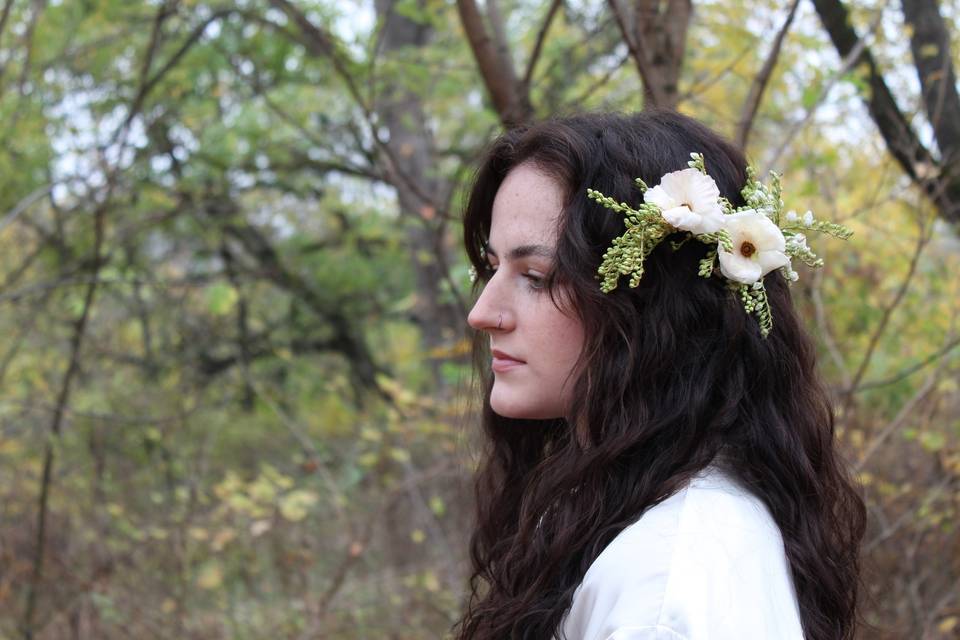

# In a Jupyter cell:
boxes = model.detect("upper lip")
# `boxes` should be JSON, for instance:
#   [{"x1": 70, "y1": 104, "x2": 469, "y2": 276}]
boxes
[{"x1": 492, "y1": 349, "x2": 525, "y2": 363}]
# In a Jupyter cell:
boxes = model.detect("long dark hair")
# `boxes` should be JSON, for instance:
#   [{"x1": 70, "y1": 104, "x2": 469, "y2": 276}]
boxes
[{"x1": 455, "y1": 111, "x2": 866, "y2": 640}]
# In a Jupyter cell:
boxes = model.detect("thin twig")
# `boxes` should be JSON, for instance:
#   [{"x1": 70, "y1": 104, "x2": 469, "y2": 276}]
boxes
[
  {"x1": 857, "y1": 335, "x2": 960, "y2": 391},
  {"x1": 0, "y1": 184, "x2": 52, "y2": 234},
  {"x1": 735, "y1": 0, "x2": 801, "y2": 149},
  {"x1": 842, "y1": 209, "x2": 934, "y2": 408},
  {"x1": 523, "y1": 0, "x2": 563, "y2": 87},
  {"x1": 854, "y1": 359, "x2": 941, "y2": 472},
  {"x1": 810, "y1": 267, "x2": 853, "y2": 390},
  {"x1": 764, "y1": 3, "x2": 887, "y2": 173},
  {"x1": 21, "y1": 198, "x2": 109, "y2": 639}
]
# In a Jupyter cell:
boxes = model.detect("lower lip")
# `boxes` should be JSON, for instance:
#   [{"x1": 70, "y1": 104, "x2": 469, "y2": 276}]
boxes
[{"x1": 492, "y1": 357, "x2": 525, "y2": 373}]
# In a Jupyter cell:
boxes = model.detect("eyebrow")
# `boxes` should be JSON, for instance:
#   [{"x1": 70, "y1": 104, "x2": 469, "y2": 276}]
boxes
[{"x1": 484, "y1": 243, "x2": 554, "y2": 261}]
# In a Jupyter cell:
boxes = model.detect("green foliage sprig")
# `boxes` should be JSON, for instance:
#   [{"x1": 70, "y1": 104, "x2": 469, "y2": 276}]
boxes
[{"x1": 589, "y1": 153, "x2": 853, "y2": 337}]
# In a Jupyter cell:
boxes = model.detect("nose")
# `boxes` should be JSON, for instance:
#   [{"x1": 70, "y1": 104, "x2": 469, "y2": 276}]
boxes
[{"x1": 467, "y1": 272, "x2": 509, "y2": 333}]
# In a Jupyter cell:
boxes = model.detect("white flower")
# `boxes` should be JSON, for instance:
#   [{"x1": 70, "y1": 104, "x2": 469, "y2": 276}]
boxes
[
  {"x1": 644, "y1": 168, "x2": 725, "y2": 235},
  {"x1": 802, "y1": 210, "x2": 814, "y2": 226},
  {"x1": 717, "y1": 210, "x2": 791, "y2": 284},
  {"x1": 785, "y1": 210, "x2": 798, "y2": 223},
  {"x1": 786, "y1": 232, "x2": 807, "y2": 250}
]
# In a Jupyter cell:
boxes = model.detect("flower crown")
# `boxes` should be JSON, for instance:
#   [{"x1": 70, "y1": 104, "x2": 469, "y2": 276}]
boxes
[{"x1": 587, "y1": 153, "x2": 852, "y2": 337}]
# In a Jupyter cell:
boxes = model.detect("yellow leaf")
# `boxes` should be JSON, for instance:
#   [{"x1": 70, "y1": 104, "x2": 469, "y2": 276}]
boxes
[
  {"x1": 188, "y1": 527, "x2": 209, "y2": 541},
  {"x1": 389, "y1": 447, "x2": 411, "y2": 464},
  {"x1": 938, "y1": 616, "x2": 958, "y2": 634},
  {"x1": 358, "y1": 452, "x2": 379, "y2": 468},
  {"x1": 360, "y1": 427, "x2": 382, "y2": 442},
  {"x1": 196, "y1": 562, "x2": 223, "y2": 590},
  {"x1": 279, "y1": 489, "x2": 319, "y2": 522},
  {"x1": 426, "y1": 338, "x2": 471, "y2": 359}
]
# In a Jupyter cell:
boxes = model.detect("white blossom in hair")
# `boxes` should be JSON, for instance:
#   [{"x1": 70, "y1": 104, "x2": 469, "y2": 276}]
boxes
[
  {"x1": 587, "y1": 153, "x2": 852, "y2": 338},
  {"x1": 643, "y1": 167, "x2": 726, "y2": 235},
  {"x1": 717, "y1": 210, "x2": 790, "y2": 284}
]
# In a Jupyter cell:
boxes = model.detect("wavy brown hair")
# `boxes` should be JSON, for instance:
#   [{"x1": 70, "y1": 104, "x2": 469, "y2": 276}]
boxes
[{"x1": 455, "y1": 111, "x2": 866, "y2": 640}]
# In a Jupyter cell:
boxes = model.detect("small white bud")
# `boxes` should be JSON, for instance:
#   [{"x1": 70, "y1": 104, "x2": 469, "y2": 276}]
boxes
[
  {"x1": 787, "y1": 233, "x2": 808, "y2": 250},
  {"x1": 803, "y1": 210, "x2": 814, "y2": 226},
  {"x1": 785, "y1": 210, "x2": 798, "y2": 222}
]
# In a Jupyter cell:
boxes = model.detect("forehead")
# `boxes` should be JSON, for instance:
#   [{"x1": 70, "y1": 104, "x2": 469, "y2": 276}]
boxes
[{"x1": 488, "y1": 163, "x2": 564, "y2": 252}]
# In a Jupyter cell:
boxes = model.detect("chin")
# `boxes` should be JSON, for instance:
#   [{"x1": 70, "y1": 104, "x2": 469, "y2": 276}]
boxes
[{"x1": 490, "y1": 393, "x2": 562, "y2": 420}]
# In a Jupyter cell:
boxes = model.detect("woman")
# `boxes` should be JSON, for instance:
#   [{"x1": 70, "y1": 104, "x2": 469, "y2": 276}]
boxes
[{"x1": 456, "y1": 111, "x2": 866, "y2": 640}]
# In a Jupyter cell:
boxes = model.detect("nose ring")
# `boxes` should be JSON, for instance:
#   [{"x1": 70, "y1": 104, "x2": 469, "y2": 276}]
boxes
[{"x1": 497, "y1": 312, "x2": 503, "y2": 330}]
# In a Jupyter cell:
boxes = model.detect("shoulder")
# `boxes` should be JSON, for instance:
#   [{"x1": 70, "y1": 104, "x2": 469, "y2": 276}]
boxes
[{"x1": 559, "y1": 467, "x2": 804, "y2": 640}]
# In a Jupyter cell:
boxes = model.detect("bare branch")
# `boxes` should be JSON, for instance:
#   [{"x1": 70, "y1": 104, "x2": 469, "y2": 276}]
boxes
[
  {"x1": 854, "y1": 361, "x2": 939, "y2": 471},
  {"x1": 735, "y1": 0, "x2": 800, "y2": 150},
  {"x1": 523, "y1": 0, "x2": 563, "y2": 87},
  {"x1": 456, "y1": 0, "x2": 532, "y2": 126},
  {"x1": 118, "y1": 8, "x2": 235, "y2": 144},
  {"x1": 812, "y1": 0, "x2": 960, "y2": 224},
  {"x1": 22, "y1": 197, "x2": 109, "y2": 638},
  {"x1": 843, "y1": 210, "x2": 934, "y2": 406},
  {"x1": 902, "y1": 0, "x2": 960, "y2": 167},
  {"x1": 0, "y1": 0, "x2": 15, "y2": 58},
  {"x1": 857, "y1": 335, "x2": 960, "y2": 391},
  {"x1": 0, "y1": 184, "x2": 52, "y2": 234},
  {"x1": 810, "y1": 267, "x2": 853, "y2": 391},
  {"x1": 764, "y1": 8, "x2": 881, "y2": 174},
  {"x1": 267, "y1": 0, "x2": 369, "y2": 110}
]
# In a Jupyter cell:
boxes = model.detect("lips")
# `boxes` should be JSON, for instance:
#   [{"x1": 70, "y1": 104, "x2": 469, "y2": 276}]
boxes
[{"x1": 491, "y1": 349, "x2": 525, "y2": 373}]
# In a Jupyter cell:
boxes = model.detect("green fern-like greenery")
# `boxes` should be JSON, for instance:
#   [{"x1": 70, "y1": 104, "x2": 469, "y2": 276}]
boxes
[
  {"x1": 738, "y1": 282, "x2": 774, "y2": 338},
  {"x1": 588, "y1": 152, "x2": 853, "y2": 337}
]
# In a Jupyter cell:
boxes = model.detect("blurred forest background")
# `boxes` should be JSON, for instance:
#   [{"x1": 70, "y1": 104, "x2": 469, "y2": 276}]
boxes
[{"x1": 0, "y1": 0, "x2": 958, "y2": 638}]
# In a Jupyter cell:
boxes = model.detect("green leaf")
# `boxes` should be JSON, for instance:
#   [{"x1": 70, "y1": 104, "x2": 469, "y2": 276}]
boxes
[{"x1": 205, "y1": 282, "x2": 238, "y2": 316}]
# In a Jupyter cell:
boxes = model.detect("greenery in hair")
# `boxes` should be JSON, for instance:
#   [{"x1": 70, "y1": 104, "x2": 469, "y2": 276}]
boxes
[{"x1": 588, "y1": 153, "x2": 853, "y2": 338}]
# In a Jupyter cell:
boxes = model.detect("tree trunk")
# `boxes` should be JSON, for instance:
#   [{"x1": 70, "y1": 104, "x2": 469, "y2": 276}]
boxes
[
  {"x1": 375, "y1": 0, "x2": 465, "y2": 389},
  {"x1": 456, "y1": 0, "x2": 535, "y2": 126},
  {"x1": 634, "y1": 0, "x2": 691, "y2": 110}
]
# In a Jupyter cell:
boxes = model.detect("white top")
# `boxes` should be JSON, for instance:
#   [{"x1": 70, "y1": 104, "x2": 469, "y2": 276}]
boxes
[{"x1": 558, "y1": 466, "x2": 804, "y2": 640}]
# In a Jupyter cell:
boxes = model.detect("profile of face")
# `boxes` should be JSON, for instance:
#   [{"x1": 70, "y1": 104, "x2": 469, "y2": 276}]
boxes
[{"x1": 467, "y1": 163, "x2": 586, "y2": 420}]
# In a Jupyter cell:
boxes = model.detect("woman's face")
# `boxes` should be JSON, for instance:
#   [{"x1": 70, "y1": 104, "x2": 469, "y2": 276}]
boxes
[{"x1": 467, "y1": 163, "x2": 586, "y2": 419}]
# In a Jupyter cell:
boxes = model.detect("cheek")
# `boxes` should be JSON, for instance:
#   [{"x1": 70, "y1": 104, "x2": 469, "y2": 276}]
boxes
[{"x1": 535, "y1": 310, "x2": 585, "y2": 367}]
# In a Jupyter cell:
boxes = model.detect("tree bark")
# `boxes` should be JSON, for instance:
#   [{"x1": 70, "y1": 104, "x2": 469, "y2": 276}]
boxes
[
  {"x1": 902, "y1": 0, "x2": 960, "y2": 176},
  {"x1": 811, "y1": 0, "x2": 960, "y2": 225},
  {"x1": 270, "y1": 0, "x2": 466, "y2": 391},
  {"x1": 456, "y1": 0, "x2": 534, "y2": 126},
  {"x1": 374, "y1": 0, "x2": 466, "y2": 385},
  {"x1": 634, "y1": 0, "x2": 691, "y2": 110}
]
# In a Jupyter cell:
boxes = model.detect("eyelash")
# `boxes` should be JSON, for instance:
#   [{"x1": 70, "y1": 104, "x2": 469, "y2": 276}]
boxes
[{"x1": 482, "y1": 264, "x2": 545, "y2": 291}]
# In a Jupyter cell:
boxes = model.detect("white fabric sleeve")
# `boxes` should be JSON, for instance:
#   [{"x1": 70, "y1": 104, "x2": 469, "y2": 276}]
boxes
[
  {"x1": 557, "y1": 467, "x2": 805, "y2": 640},
  {"x1": 603, "y1": 625, "x2": 689, "y2": 640}
]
